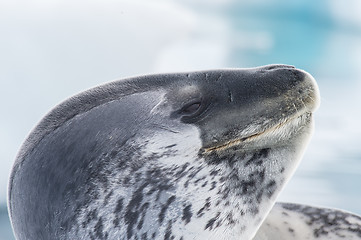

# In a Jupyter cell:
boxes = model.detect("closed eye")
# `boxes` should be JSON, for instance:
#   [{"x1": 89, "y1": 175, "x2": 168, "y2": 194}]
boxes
[
  {"x1": 181, "y1": 102, "x2": 201, "y2": 115},
  {"x1": 170, "y1": 98, "x2": 211, "y2": 123}
]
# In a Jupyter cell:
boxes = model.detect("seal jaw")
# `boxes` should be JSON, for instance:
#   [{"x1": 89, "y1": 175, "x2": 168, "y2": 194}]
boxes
[{"x1": 200, "y1": 112, "x2": 313, "y2": 154}]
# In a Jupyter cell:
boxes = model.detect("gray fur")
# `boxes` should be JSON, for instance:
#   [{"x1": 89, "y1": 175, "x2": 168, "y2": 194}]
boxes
[{"x1": 8, "y1": 65, "x2": 321, "y2": 239}]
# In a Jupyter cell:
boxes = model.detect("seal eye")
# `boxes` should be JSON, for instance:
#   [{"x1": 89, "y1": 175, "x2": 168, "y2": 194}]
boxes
[
  {"x1": 181, "y1": 102, "x2": 201, "y2": 115},
  {"x1": 171, "y1": 99, "x2": 210, "y2": 123}
]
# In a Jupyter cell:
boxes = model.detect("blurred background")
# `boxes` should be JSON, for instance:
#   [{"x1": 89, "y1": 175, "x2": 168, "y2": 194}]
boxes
[{"x1": 1, "y1": 0, "x2": 361, "y2": 238}]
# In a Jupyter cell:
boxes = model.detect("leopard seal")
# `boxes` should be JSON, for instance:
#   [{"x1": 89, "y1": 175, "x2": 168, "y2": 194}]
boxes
[{"x1": 9, "y1": 64, "x2": 321, "y2": 240}]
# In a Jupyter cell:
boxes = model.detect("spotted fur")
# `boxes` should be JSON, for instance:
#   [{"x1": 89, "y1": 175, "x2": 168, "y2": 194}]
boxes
[
  {"x1": 254, "y1": 203, "x2": 361, "y2": 239},
  {"x1": 63, "y1": 132, "x2": 303, "y2": 239}
]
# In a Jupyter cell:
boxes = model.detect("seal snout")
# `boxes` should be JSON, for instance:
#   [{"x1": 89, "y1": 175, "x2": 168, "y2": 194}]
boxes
[
  {"x1": 285, "y1": 68, "x2": 320, "y2": 114},
  {"x1": 268, "y1": 66, "x2": 320, "y2": 114},
  {"x1": 199, "y1": 66, "x2": 320, "y2": 153},
  {"x1": 299, "y1": 70, "x2": 320, "y2": 112}
]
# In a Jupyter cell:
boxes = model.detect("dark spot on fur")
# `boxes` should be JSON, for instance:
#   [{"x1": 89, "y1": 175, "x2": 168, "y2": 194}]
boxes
[
  {"x1": 165, "y1": 144, "x2": 177, "y2": 148},
  {"x1": 94, "y1": 217, "x2": 105, "y2": 239},
  {"x1": 114, "y1": 198, "x2": 124, "y2": 213},
  {"x1": 110, "y1": 150, "x2": 118, "y2": 159},
  {"x1": 210, "y1": 169, "x2": 219, "y2": 176},
  {"x1": 82, "y1": 209, "x2": 98, "y2": 228},
  {"x1": 175, "y1": 163, "x2": 190, "y2": 179},
  {"x1": 183, "y1": 179, "x2": 190, "y2": 188},
  {"x1": 137, "y1": 202, "x2": 150, "y2": 230},
  {"x1": 245, "y1": 148, "x2": 269, "y2": 166},
  {"x1": 194, "y1": 176, "x2": 206, "y2": 185},
  {"x1": 197, "y1": 198, "x2": 211, "y2": 217},
  {"x1": 125, "y1": 183, "x2": 149, "y2": 238},
  {"x1": 250, "y1": 206, "x2": 259, "y2": 215},
  {"x1": 220, "y1": 187, "x2": 230, "y2": 200},
  {"x1": 210, "y1": 181, "x2": 217, "y2": 190},
  {"x1": 266, "y1": 180, "x2": 277, "y2": 197},
  {"x1": 182, "y1": 204, "x2": 193, "y2": 224},
  {"x1": 240, "y1": 180, "x2": 256, "y2": 194},
  {"x1": 164, "y1": 220, "x2": 174, "y2": 240},
  {"x1": 102, "y1": 190, "x2": 113, "y2": 207},
  {"x1": 226, "y1": 212, "x2": 236, "y2": 225},
  {"x1": 159, "y1": 196, "x2": 176, "y2": 224},
  {"x1": 256, "y1": 190, "x2": 264, "y2": 203},
  {"x1": 123, "y1": 177, "x2": 131, "y2": 185},
  {"x1": 205, "y1": 212, "x2": 221, "y2": 230}
]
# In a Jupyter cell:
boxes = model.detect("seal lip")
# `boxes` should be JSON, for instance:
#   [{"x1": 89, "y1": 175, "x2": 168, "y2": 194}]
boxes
[{"x1": 200, "y1": 111, "x2": 312, "y2": 154}]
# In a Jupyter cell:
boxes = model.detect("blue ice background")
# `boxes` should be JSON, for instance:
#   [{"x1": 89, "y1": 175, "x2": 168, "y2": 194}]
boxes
[{"x1": 1, "y1": 0, "x2": 361, "y2": 238}]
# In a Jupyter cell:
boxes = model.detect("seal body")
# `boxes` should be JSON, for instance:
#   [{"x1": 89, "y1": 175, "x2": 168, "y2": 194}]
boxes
[
  {"x1": 254, "y1": 202, "x2": 361, "y2": 239},
  {"x1": 9, "y1": 65, "x2": 320, "y2": 239}
]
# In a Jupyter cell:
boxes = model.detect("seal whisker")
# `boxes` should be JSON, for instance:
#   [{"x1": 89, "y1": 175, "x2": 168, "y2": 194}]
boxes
[{"x1": 300, "y1": 99, "x2": 307, "y2": 109}]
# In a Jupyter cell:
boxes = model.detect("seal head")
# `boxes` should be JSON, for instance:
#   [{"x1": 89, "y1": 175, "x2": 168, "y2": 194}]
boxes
[{"x1": 8, "y1": 65, "x2": 319, "y2": 240}]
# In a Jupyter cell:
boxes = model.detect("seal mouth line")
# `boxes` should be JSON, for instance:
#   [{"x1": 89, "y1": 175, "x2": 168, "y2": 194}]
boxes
[{"x1": 201, "y1": 112, "x2": 310, "y2": 154}]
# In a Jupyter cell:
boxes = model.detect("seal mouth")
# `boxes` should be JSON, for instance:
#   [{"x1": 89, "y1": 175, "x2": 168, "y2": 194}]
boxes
[{"x1": 200, "y1": 111, "x2": 312, "y2": 154}]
